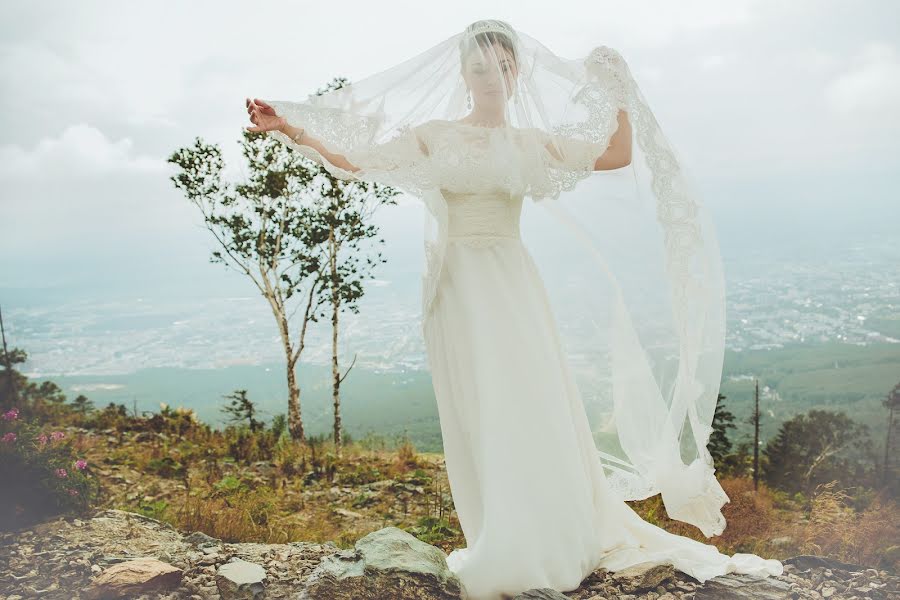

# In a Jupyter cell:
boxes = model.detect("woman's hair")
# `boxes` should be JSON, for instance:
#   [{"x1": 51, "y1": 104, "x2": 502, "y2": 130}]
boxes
[{"x1": 458, "y1": 20, "x2": 519, "y2": 70}]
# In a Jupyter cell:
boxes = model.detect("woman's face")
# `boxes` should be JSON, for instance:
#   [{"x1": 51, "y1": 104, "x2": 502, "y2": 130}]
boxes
[{"x1": 462, "y1": 40, "x2": 518, "y2": 109}]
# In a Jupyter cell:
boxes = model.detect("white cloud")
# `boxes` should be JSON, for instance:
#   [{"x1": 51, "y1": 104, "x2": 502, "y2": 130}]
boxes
[
  {"x1": 0, "y1": 0, "x2": 898, "y2": 274},
  {"x1": 0, "y1": 124, "x2": 165, "y2": 179},
  {"x1": 558, "y1": 0, "x2": 759, "y2": 49},
  {"x1": 698, "y1": 55, "x2": 729, "y2": 70},
  {"x1": 825, "y1": 41, "x2": 900, "y2": 119}
]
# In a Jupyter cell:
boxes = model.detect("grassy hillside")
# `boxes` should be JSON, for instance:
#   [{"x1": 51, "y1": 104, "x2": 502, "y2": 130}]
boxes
[
  {"x1": 66, "y1": 426, "x2": 900, "y2": 573},
  {"x1": 48, "y1": 341, "x2": 899, "y2": 455}
]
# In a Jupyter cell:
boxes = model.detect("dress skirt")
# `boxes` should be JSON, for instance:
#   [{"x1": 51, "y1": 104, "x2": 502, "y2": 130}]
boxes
[{"x1": 422, "y1": 236, "x2": 783, "y2": 600}]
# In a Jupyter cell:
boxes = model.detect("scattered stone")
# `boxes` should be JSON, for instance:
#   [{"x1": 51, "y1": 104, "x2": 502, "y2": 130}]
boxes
[
  {"x1": 1, "y1": 508, "x2": 897, "y2": 600},
  {"x1": 82, "y1": 557, "x2": 182, "y2": 599},
  {"x1": 185, "y1": 530, "x2": 222, "y2": 548},
  {"x1": 216, "y1": 557, "x2": 267, "y2": 599},
  {"x1": 611, "y1": 562, "x2": 676, "y2": 592}
]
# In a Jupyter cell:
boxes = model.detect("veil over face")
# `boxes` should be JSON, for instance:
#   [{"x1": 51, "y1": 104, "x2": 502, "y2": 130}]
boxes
[{"x1": 265, "y1": 19, "x2": 731, "y2": 538}]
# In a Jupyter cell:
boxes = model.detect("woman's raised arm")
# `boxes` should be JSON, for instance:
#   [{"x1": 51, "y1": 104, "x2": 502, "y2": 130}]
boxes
[
  {"x1": 594, "y1": 109, "x2": 632, "y2": 170},
  {"x1": 542, "y1": 108, "x2": 633, "y2": 173},
  {"x1": 245, "y1": 97, "x2": 361, "y2": 173}
]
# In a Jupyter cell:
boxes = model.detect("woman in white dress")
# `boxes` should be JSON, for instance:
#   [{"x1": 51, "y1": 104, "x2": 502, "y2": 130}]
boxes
[{"x1": 246, "y1": 19, "x2": 784, "y2": 600}]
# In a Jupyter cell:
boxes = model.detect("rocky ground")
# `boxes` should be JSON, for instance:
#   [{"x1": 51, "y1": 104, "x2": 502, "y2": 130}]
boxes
[{"x1": 0, "y1": 509, "x2": 896, "y2": 600}]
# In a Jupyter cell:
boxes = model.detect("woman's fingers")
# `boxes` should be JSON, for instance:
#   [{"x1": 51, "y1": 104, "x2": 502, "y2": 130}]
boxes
[
  {"x1": 244, "y1": 98, "x2": 278, "y2": 132},
  {"x1": 255, "y1": 98, "x2": 277, "y2": 115}
]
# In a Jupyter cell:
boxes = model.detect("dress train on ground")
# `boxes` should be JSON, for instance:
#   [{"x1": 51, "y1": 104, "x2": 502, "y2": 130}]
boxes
[{"x1": 423, "y1": 225, "x2": 783, "y2": 600}]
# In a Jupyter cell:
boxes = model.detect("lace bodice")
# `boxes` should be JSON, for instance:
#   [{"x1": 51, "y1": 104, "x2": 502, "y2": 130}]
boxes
[
  {"x1": 424, "y1": 121, "x2": 532, "y2": 248},
  {"x1": 443, "y1": 190, "x2": 524, "y2": 247}
]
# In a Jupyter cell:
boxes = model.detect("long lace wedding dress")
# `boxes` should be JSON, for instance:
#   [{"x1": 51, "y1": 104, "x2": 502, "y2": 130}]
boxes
[
  {"x1": 260, "y1": 19, "x2": 785, "y2": 599},
  {"x1": 419, "y1": 120, "x2": 784, "y2": 599}
]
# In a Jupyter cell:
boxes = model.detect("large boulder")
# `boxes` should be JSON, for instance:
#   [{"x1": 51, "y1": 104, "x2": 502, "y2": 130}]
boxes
[{"x1": 297, "y1": 526, "x2": 462, "y2": 599}]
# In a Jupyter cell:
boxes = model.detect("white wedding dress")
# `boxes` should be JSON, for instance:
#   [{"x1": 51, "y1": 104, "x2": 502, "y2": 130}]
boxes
[{"x1": 420, "y1": 121, "x2": 784, "y2": 600}]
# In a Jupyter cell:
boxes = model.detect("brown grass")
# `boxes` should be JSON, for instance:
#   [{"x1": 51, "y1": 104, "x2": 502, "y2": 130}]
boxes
[
  {"x1": 83, "y1": 426, "x2": 898, "y2": 570},
  {"x1": 782, "y1": 481, "x2": 900, "y2": 571},
  {"x1": 627, "y1": 476, "x2": 781, "y2": 556},
  {"x1": 87, "y1": 429, "x2": 461, "y2": 550}
]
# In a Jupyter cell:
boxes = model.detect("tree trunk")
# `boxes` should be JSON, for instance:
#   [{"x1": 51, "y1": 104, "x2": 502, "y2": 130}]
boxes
[
  {"x1": 286, "y1": 358, "x2": 304, "y2": 442},
  {"x1": 330, "y1": 228, "x2": 343, "y2": 455},
  {"x1": 885, "y1": 403, "x2": 896, "y2": 486}
]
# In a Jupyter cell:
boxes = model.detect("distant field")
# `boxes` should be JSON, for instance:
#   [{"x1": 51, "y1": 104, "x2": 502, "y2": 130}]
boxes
[
  {"x1": 721, "y1": 341, "x2": 898, "y2": 448},
  {"x1": 44, "y1": 341, "x2": 898, "y2": 455}
]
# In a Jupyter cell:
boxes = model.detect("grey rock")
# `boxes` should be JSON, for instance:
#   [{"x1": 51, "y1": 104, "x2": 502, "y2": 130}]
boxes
[
  {"x1": 297, "y1": 526, "x2": 461, "y2": 599},
  {"x1": 783, "y1": 554, "x2": 866, "y2": 573},
  {"x1": 185, "y1": 530, "x2": 222, "y2": 548},
  {"x1": 693, "y1": 572, "x2": 795, "y2": 600},
  {"x1": 216, "y1": 557, "x2": 268, "y2": 600},
  {"x1": 611, "y1": 561, "x2": 676, "y2": 592}
]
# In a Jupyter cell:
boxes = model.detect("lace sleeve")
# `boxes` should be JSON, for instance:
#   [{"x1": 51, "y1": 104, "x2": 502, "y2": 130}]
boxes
[
  {"x1": 542, "y1": 133, "x2": 610, "y2": 174},
  {"x1": 534, "y1": 44, "x2": 633, "y2": 180},
  {"x1": 264, "y1": 99, "x2": 434, "y2": 194}
]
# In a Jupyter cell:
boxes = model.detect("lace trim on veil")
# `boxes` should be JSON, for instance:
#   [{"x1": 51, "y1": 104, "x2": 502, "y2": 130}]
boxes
[
  {"x1": 265, "y1": 44, "x2": 730, "y2": 538},
  {"x1": 532, "y1": 46, "x2": 730, "y2": 537}
]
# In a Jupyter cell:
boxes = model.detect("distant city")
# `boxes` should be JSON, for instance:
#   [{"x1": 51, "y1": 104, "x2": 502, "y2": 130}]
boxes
[
  {"x1": 725, "y1": 238, "x2": 899, "y2": 350},
  {"x1": 5, "y1": 235, "x2": 897, "y2": 379}
]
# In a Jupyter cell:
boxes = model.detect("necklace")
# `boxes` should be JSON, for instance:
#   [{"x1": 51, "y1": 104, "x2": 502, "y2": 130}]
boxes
[{"x1": 457, "y1": 116, "x2": 507, "y2": 128}]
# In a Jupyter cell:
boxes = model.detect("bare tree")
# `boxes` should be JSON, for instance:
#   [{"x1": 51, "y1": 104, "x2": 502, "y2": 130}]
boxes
[
  {"x1": 168, "y1": 129, "x2": 328, "y2": 441},
  {"x1": 293, "y1": 79, "x2": 401, "y2": 454},
  {"x1": 168, "y1": 78, "x2": 399, "y2": 445},
  {"x1": 883, "y1": 381, "x2": 900, "y2": 490}
]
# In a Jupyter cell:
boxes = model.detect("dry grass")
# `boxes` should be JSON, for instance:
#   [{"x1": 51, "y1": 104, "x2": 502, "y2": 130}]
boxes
[
  {"x1": 782, "y1": 481, "x2": 900, "y2": 571},
  {"x1": 84, "y1": 427, "x2": 898, "y2": 570},
  {"x1": 176, "y1": 486, "x2": 308, "y2": 544},
  {"x1": 628, "y1": 475, "x2": 900, "y2": 572},
  {"x1": 88, "y1": 429, "x2": 461, "y2": 550},
  {"x1": 627, "y1": 476, "x2": 781, "y2": 556}
]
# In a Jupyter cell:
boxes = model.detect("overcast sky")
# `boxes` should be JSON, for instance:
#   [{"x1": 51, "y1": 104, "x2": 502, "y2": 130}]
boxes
[{"x1": 1, "y1": 0, "x2": 898, "y2": 292}]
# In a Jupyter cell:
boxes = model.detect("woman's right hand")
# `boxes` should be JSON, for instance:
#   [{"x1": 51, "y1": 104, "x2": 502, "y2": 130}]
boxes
[{"x1": 245, "y1": 98, "x2": 286, "y2": 133}]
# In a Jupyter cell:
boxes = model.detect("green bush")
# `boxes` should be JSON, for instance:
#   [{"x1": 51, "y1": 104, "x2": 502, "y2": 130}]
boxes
[{"x1": 0, "y1": 407, "x2": 99, "y2": 530}]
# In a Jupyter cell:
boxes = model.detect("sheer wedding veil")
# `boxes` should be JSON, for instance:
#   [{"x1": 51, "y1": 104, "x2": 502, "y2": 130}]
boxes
[{"x1": 263, "y1": 19, "x2": 730, "y2": 537}]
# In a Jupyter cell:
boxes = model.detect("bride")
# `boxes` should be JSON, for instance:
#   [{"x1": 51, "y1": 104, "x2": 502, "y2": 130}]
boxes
[{"x1": 245, "y1": 18, "x2": 784, "y2": 600}]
